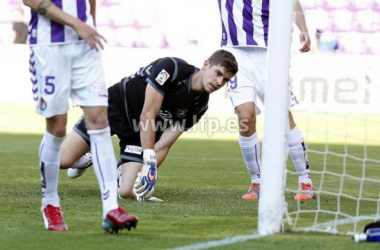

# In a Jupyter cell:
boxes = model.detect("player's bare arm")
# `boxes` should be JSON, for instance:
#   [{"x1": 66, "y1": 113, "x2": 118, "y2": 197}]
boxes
[
  {"x1": 133, "y1": 84, "x2": 163, "y2": 199},
  {"x1": 90, "y1": 0, "x2": 96, "y2": 25},
  {"x1": 140, "y1": 84, "x2": 164, "y2": 150},
  {"x1": 36, "y1": 0, "x2": 52, "y2": 15},
  {"x1": 154, "y1": 124, "x2": 183, "y2": 167},
  {"x1": 23, "y1": 0, "x2": 106, "y2": 51},
  {"x1": 294, "y1": 0, "x2": 310, "y2": 53}
]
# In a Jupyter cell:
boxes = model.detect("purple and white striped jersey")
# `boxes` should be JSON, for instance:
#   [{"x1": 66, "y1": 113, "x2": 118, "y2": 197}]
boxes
[
  {"x1": 218, "y1": 0, "x2": 270, "y2": 48},
  {"x1": 28, "y1": 0, "x2": 95, "y2": 46}
]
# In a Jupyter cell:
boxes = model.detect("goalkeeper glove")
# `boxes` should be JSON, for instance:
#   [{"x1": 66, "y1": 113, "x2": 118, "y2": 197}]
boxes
[{"x1": 133, "y1": 149, "x2": 158, "y2": 200}]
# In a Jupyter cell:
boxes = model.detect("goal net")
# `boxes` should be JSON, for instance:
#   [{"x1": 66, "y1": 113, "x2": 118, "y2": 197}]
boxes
[{"x1": 273, "y1": 0, "x2": 380, "y2": 235}]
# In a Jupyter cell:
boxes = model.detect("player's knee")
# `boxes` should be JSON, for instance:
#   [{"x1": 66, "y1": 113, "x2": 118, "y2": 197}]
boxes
[
  {"x1": 83, "y1": 107, "x2": 109, "y2": 130},
  {"x1": 238, "y1": 113, "x2": 256, "y2": 129},
  {"x1": 236, "y1": 105, "x2": 256, "y2": 126},
  {"x1": 49, "y1": 128, "x2": 66, "y2": 138},
  {"x1": 60, "y1": 157, "x2": 72, "y2": 169},
  {"x1": 288, "y1": 111, "x2": 297, "y2": 129},
  {"x1": 46, "y1": 115, "x2": 67, "y2": 137},
  {"x1": 84, "y1": 113, "x2": 109, "y2": 130},
  {"x1": 236, "y1": 110, "x2": 257, "y2": 136},
  {"x1": 93, "y1": 115, "x2": 109, "y2": 129},
  {"x1": 118, "y1": 188, "x2": 134, "y2": 200},
  {"x1": 46, "y1": 123, "x2": 67, "y2": 137}
]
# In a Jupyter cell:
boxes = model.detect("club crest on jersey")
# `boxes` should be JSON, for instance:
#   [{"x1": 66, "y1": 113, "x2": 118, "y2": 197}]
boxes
[
  {"x1": 124, "y1": 145, "x2": 143, "y2": 155},
  {"x1": 155, "y1": 69, "x2": 170, "y2": 85},
  {"x1": 39, "y1": 97, "x2": 47, "y2": 110},
  {"x1": 176, "y1": 109, "x2": 188, "y2": 118}
]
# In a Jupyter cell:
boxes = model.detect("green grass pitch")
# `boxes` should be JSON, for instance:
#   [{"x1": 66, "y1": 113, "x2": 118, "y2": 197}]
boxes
[{"x1": 1, "y1": 104, "x2": 379, "y2": 250}]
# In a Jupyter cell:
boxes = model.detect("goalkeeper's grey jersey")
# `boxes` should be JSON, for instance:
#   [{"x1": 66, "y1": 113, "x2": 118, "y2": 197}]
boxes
[{"x1": 108, "y1": 57, "x2": 209, "y2": 134}]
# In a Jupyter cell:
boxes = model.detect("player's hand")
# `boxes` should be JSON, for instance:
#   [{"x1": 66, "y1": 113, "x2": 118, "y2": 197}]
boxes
[
  {"x1": 132, "y1": 149, "x2": 158, "y2": 200},
  {"x1": 73, "y1": 20, "x2": 107, "y2": 52},
  {"x1": 299, "y1": 32, "x2": 311, "y2": 53}
]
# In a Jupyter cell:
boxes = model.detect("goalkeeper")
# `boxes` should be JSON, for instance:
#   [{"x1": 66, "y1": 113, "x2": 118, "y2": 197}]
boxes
[{"x1": 59, "y1": 50, "x2": 238, "y2": 202}]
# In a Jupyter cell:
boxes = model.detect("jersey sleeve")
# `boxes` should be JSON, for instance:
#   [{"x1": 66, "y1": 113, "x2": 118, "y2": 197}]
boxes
[{"x1": 146, "y1": 57, "x2": 179, "y2": 96}]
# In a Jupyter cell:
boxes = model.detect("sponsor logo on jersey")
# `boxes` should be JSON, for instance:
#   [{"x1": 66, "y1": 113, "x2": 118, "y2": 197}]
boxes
[
  {"x1": 176, "y1": 109, "x2": 188, "y2": 118},
  {"x1": 124, "y1": 145, "x2": 143, "y2": 155},
  {"x1": 155, "y1": 69, "x2": 170, "y2": 85},
  {"x1": 39, "y1": 97, "x2": 47, "y2": 110},
  {"x1": 159, "y1": 109, "x2": 172, "y2": 120},
  {"x1": 90, "y1": 82, "x2": 106, "y2": 93}
]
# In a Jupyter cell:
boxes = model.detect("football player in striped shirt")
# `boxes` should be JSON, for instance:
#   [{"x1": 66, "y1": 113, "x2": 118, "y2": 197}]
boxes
[
  {"x1": 59, "y1": 50, "x2": 238, "y2": 202},
  {"x1": 23, "y1": 0, "x2": 137, "y2": 233},
  {"x1": 218, "y1": 0, "x2": 315, "y2": 201}
]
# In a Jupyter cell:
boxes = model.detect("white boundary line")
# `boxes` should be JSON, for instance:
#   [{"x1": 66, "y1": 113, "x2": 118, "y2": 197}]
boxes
[
  {"x1": 296, "y1": 214, "x2": 380, "y2": 234},
  {"x1": 170, "y1": 215, "x2": 380, "y2": 249},
  {"x1": 170, "y1": 233, "x2": 262, "y2": 250}
]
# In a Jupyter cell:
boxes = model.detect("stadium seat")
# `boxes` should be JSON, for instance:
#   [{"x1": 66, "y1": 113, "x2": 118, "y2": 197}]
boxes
[
  {"x1": 374, "y1": 0, "x2": 380, "y2": 12},
  {"x1": 318, "y1": 0, "x2": 349, "y2": 11},
  {"x1": 2, "y1": 0, "x2": 377, "y2": 54},
  {"x1": 354, "y1": 9, "x2": 375, "y2": 33},
  {"x1": 370, "y1": 33, "x2": 380, "y2": 54},
  {"x1": 300, "y1": 0, "x2": 317, "y2": 10},
  {"x1": 352, "y1": 0, "x2": 373, "y2": 11},
  {"x1": 315, "y1": 7, "x2": 333, "y2": 32},
  {"x1": 332, "y1": 9, "x2": 353, "y2": 32}
]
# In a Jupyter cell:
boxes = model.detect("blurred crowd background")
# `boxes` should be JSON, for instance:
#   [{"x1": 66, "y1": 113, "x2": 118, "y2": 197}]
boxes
[
  {"x1": 303, "y1": 0, "x2": 380, "y2": 54},
  {"x1": 1, "y1": 0, "x2": 380, "y2": 54}
]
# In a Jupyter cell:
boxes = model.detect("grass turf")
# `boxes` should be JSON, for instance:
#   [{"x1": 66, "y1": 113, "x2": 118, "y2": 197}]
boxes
[
  {"x1": 1, "y1": 132, "x2": 379, "y2": 250},
  {"x1": 1, "y1": 103, "x2": 379, "y2": 249}
]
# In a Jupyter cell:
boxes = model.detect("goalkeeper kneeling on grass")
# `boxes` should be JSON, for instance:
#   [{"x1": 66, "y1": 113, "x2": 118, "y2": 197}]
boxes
[{"x1": 59, "y1": 50, "x2": 238, "y2": 202}]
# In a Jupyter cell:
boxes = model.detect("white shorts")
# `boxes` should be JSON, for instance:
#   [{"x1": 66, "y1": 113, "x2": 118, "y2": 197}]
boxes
[
  {"x1": 29, "y1": 41, "x2": 108, "y2": 118},
  {"x1": 225, "y1": 47, "x2": 298, "y2": 115}
]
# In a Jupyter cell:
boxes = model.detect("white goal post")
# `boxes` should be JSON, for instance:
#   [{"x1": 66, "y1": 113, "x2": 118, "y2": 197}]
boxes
[
  {"x1": 258, "y1": 0, "x2": 295, "y2": 235},
  {"x1": 259, "y1": 0, "x2": 380, "y2": 236}
]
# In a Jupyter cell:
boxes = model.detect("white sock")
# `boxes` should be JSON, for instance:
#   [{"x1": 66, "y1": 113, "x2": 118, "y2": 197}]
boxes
[
  {"x1": 39, "y1": 131, "x2": 64, "y2": 208},
  {"x1": 88, "y1": 127, "x2": 118, "y2": 219},
  {"x1": 286, "y1": 126, "x2": 312, "y2": 184},
  {"x1": 239, "y1": 133, "x2": 261, "y2": 184},
  {"x1": 72, "y1": 153, "x2": 91, "y2": 169}
]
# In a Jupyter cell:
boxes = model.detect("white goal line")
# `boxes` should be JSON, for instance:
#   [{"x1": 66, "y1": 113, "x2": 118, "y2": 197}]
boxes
[{"x1": 170, "y1": 233, "x2": 262, "y2": 250}]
